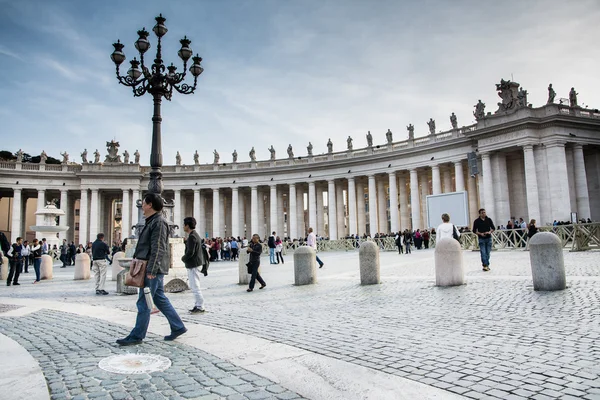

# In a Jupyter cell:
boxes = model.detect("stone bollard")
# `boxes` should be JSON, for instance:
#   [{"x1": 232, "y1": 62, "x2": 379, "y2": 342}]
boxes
[
  {"x1": 434, "y1": 238, "x2": 465, "y2": 286},
  {"x1": 74, "y1": 253, "x2": 91, "y2": 280},
  {"x1": 238, "y1": 249, "x2": 250, "y2": 285},
  {"x1": 294, "y1": 246, "x2": 317, "y2": 286},
  {"x1": 529, "y1": 232, "x2": 566, "y2": 291},
  {"x1": 1, "y1": 256, "x2": 8, "y2": 280},
  {"x1": 111, "y1": 251, "x2": 125, "y2": 281},
  {"x1": 40, "y1": 254, "x2": 53, "y2": 280},
  {"x1": 359, "y1": 241, "x2": 380, "y2": 285}
]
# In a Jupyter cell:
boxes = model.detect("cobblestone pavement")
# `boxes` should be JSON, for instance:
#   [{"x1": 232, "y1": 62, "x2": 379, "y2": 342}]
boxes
[
  {"x1": 2, "y1": 248, "x2": 600, "y2": 399},
  {"x1": 0, "y1": 309, "x2": 304, "y2": 400}
]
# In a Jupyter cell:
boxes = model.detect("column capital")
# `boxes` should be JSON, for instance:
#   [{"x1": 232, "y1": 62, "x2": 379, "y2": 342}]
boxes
[
  {"x1": 545, "y1": 141, "x2": 566, "y2": 149},
  {"x1": 212, "y1": 187, "x2": 220, "y2": 192},
  {"x1": 453, "y1": 160, "x2": 463, "y2": 166},
  {"x1": 90, "y1": 188, "x2": 99, "y2": 193},
  {"x1": 521, "y1": 144, "x2": 534, "y2": 152},
  {"x1": 480, "y1": 152, "x2": 491, "y2": 160},
  {"x1": 572, "y1": 143, "x2": 583, "y2": 150},
  {"x1": 431, "y1": 164, "x2": 440, "y2": 170}
]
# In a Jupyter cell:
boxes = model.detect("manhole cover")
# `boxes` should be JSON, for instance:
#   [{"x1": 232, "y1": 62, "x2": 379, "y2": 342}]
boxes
[{"x1": 98, "y1": 353, "x2": 171, "y2": 374}]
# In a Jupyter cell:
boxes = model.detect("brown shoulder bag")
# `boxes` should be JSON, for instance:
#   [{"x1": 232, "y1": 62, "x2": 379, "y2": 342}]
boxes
[{"x1": 125, "y1": 259, "x2": 148, "y2": 288}]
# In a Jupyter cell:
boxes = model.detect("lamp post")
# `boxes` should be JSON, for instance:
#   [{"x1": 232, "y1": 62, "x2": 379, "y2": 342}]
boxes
[{"x1": 110, "y1": 13, "x2": 204, "y2": 195}]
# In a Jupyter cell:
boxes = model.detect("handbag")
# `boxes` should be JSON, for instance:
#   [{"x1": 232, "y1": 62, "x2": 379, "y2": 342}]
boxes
[{"x1": 125, "y1": 258, "x2": 148, "y2": 288}]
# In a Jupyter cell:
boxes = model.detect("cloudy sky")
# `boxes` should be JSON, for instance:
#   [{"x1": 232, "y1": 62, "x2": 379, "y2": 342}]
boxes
[{"x1": 1, "y1": 0, "x2": 599, "y2": 165}]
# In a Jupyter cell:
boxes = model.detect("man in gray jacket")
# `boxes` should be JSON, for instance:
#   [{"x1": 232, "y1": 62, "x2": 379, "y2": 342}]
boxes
[
  {"x1": 117, "y1": 193, "x2": 187, "y2": 346},
  {"x1": 182, "y1": 216, "x2": 207, "y2": 314}
]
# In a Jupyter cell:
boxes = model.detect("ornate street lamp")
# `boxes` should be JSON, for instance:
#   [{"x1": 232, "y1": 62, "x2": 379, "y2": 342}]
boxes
[{"x1": 111, "y1": 13, "x2": 204, "y2": 195}]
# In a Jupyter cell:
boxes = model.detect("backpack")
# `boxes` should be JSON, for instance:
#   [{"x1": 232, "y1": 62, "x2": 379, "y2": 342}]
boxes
[
  {"x1": 452, "y1": 225, "x2": 460, "y2": 242},
  {"x1": 0, "y1": 232, "x2": 9, "y2": 254}
]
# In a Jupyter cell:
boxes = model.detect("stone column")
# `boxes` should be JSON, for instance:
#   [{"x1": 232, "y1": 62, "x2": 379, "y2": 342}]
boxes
[
  {"x1": 269, "y1": 184, "x2": 277, "y2": 234},
  {"x1": 431, "y1": 165, "x2": 442, "y2": 195},
  {"x1": 231, "y1": 187, "x2": 239, "y2": 237},
  {"x1": 173, "y1": 189, "x2": 181, "y2": 237},
  {"x1": 409, "y1": 169, "x2": 421, "y2": 230},
  {"x1": 131, "y1": 189, "x2": 141, "y2": 228},
  {"x1": 257, "y1": 189, "x2": 266, "y2": 238},
  {"x1": 481, "y1": 153, "x2": 496, "y2": 218},
  {"x1": 212, "y1": 188, "x2": 220, "y2": 237},
  {"x1": 522, "y1": 145, "x2": 540, "y2": 222},
  {"x1": 347, "y1": 177, "x2": 357, "y2": 235},
  {"x1": 121, "y1": 189, "x2": 130, "y2": 240},
  {"x1": 193, "y1": 189, "x2": 201, "y2": 223},
  {"x1": 546, "y1": 143, "x2": 571, "y2": 221},
  {"x1": 316, "y1": 185, "x2": 324, "y2": 235},
  {"x1": 89, "y1": 189, "x2": 99, "y2": 240},
  {"x1": 240, "y1": 191, "x2": 247, "y2": 237},
  {"x1": 250, "y1": 186, "x2": 258, "y2": 235},
  {"x1": 198, "y1": 190, "x2": 207, "y2": 238},
  {"x1": 368, "y1": 175, "x2": 378, "y2": 236},
  {"x1": 420, "y1": 171, "x2": 430, "y2": 228},
  {"x1": 377, "y1": 177, "x2": 387, "y2": 234},
  {"x1": 36, "y1": 189, "x2": 46, "y2": 226},
  {"x1": 11, "y1": 188, "x2": 22, "y2": 242},
  {"x1": 336, "y1": 182, "x2": 345, "y2": 238},
  {"x1": 58, "y1": 190, "x2": 68, "y2": 241},
  {"x1": 277, "y1": 188, "x2": 284, "y2": 237},
  {"x1": 308, "y1": 181, "x2": 317, "y2": 231},
  {"x1": 573, "y1": 144, "x2": 591, "y2": 219},
  {"x1": 442, "y1": 166, "x2": 452, "y2": 193},
  {"x1": 494, "y1": 153, "x2": 511, "y2": 225},
  {"x1": 454, "y1": 161, "x2": 465, "y2": 192},
  {"x1": 296, "y1": 186, "x2": 305, "y2": 237},
  {"x1": 467, "y1": 175, "x2": 478, "y2": 226},
  {"x1": 357, "y1": 181, "x2": 366, "y2": 236},
  {"x1": 398, "y1": 173, "x2": 409, "y2": 230},
  {"x1": 327, "y1": 180, "x2": 337, "y2": 240},
  {"x1": 388, "y1": 172, "x2": 399, "y2": 233},
  {"x1": 289, "y1": 184, "x2": 297, "y2": 240},
  {"x1": 79, "y1": 189, "x2": 89, "y2": 245},
  {"x1": 219, "y1": 191, "x2": 226, "y2": 237}
]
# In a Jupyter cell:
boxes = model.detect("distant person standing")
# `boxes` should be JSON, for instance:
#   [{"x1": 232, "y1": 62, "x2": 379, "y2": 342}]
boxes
[
  {"x1": 403, "y1": 229, "x2": 412, "y2": 254},
  {"x1": 473, "y1": 208, "x2": 495, "y2": 271},
  {"x1": 31, "y1": 238, "x2": 42, "y2": 284},
  {"x1": 21, "y1": 240, "x2": 30, "y2": 273},
  {"x1": 436, "y1": 213, "x2": 460, "y2": 241},
  {"x1": 275, "y1": 236, "x2": 284, "y2": 264},
  {"x1": 60, "y1": 239, "x2": 68, "y2": 268},
  {"x1": 181, "y1": 217, "x2": 206, "y2": 314},
  {"x1": 306, "y1": 227, "x2": 324, "y2": 268},
  {"x1": 246, "y1": 234, "x2": 266, "y2": 292},
  {"x1": 6, "y1": 237, "x2": 23, "y2": 286},
  {"x1": 268, "y1": 231, "x2": 277, "y2": 264},
  {"x1": 91, "y1": 233, "x2": 110, "y2": 295},
  {"x1": 394, "y1": 232, "x2": 403, "y2": 254}
]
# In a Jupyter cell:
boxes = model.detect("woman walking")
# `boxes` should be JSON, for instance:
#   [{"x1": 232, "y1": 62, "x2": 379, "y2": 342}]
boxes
[
  {"x1": 275, "y1": 236, "x2": 284, "y2": 264},
  {"x1": 246, "y1": 234, "x2": 266, "y2": 292}
]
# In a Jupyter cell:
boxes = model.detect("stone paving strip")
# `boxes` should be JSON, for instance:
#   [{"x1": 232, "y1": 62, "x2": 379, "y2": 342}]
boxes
[{"x1": 0, "y1": 309, "x2": 305, "y2": 400}]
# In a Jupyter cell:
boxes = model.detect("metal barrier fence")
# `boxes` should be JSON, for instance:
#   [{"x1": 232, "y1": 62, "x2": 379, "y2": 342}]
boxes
[{"x1": 261, "y1": 223, "x2": 600, "y2": 255}]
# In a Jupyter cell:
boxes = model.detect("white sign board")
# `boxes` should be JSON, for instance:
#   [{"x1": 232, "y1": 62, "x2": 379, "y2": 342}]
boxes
[{"x1": 426, "y1": 191, "x2": 469, "y2": 228}]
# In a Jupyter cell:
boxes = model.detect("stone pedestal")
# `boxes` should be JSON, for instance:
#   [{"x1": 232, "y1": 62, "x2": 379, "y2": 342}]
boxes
[
  {"x1": 74, "y1": 253, "x2": 91, "y2": 280},
  {"x1": 529, "y1": 232, "x2": 566, "y2": 291},
  {"x1": 116, "y1": 258, "x2": 138, "y2": 295},
  {"x1": 0, "y1": 257, "x2": 8, "y2": 280},
  {"x1": 294, "y1": 246, "x2": 317, "y2": 286},
  {"x1": 238, "y1": 250, "x2": 250, "y2": 285},
  {"x1": 359, "y1": 241, "x2": 380, "y2": 285},
  {"x1": 40, "y1": 255, "x2": 53, "y2": 280},
  {"x1": 111, "y1": 251, "x2": 126, "y2": 281},
  {"x1": 165, "y1": 238, "x2": 189, "y2": 292},
  {"x1": 434, "y1": 238, "x2": 465, "y2": 287}
]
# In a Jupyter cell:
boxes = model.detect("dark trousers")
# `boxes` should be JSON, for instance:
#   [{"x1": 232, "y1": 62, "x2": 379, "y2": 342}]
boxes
[
  {"x1": 7, "y1": 259, "x2": 21, "y2": 285},
  {"x1": 397, "y1": 244, "x2": 403, "y2": 254},
  {"x1": 249, "y1": 262, "x2": 265, "y2": 290},
  {"x1": 231, "y1": 248, "x2": 238, "y2": 260},
  {"x1": 276, "y1": 251, "x2": 284, "y2": 264},
  {"x1": 22, "y1": 256, "x2": 29, "y2": 273},
  {"x1": 60, "y1": 254, "x2": 67, "y2": 267}
]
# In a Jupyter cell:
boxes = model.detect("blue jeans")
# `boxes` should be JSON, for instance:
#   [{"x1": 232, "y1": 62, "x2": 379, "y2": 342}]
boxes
[
  {"x1": 33, "y1": 258, "x2": 42, "y2": 282},
  {"x1": 316, "y1": 255, "x2": 323, "y2": 267},
  {"x1": 128, "y1": 274, "x2": 185, "y2": 340},
  {"x1": 269, "y1": 248, "x2": 276, "y2": 263},
  {"x1": 479, "y1": 236, "x2": 492, "y2": 266}
]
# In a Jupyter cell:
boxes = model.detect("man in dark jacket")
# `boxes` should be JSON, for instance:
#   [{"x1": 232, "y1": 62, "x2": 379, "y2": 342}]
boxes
[
  {"x1": 181, "y1": 217, "x2": 206, "y2": 314},
  {"x1": 268, "y1": 231, "x2": 276, "y2": 264},
  {"x1": 117, "y1": 193, "x2": 186, "y2": 346},
  {"x1": 91, "y1": 233, "x2": 110, "y2": 295},
  {"x1": 6, "y1": 237, "x2": 23, "y2": 286}
]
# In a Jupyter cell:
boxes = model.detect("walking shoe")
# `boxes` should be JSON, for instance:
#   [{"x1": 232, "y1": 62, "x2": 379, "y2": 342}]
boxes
[
  {"x1": 483, "y1": 265, "x2": 490, "y2": 271},
  {"x1": 164, "y1": 327, "x2": 187, "y2": 341},
  {"x1": 319, "y1": 263, "x2": 324, "y2": 268},
  {"x1": 13, "y1": 283, "x2": 20, "y2": 286},
  {"x1": 259, "y1": 284, "x2": 266, "y2": 290},
  {"x1": 96, "y1": 290, "x2": 103, "y2": 295},
  {"x1": 6, "y1": 283, "x2": 10, "y2": 286},
  {"x1": 247, "y1": 288, "x2": 253, "y2": 292},
  {"x1": 101, "y1": 290, "x2": 109, "y2": 295},
  {"x1": 116, "y1": 337, "x2": 142, "y2": 346},
  {"x1": 189, "y1": 306, "x2": 205, "y2": 314}
]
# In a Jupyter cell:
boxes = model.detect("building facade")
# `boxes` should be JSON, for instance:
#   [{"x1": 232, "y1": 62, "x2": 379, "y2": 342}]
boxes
[{"x1": 1, "y1": 83, "x2": 599, "y2": 244}]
